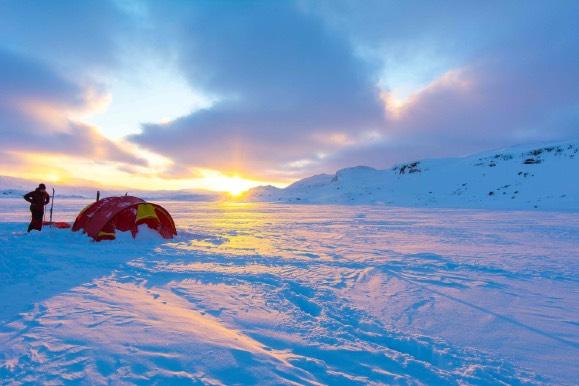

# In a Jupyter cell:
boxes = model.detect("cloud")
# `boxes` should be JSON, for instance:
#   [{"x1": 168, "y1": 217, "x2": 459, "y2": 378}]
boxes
[
  {"x1": 0, "y1": 48, "x2": 145, "y2": 166},
  {"x1": 321, "y1": 1, "x2": 579, "y2": 170},
  {"x1": 2, "y1": 1, "x2": 579, "y2": 185},
  {"x1": 130, "y1": 1, "x2": 385, "y2": 179},
  {"x1": 0, "y1": 0, "x2": 133, "y2": 72},
  {"x1": 130, "y1": 1, "x2": 579, "y2": 179}
]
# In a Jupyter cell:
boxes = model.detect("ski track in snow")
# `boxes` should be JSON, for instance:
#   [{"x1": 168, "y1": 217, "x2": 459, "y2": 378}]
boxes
[{"x1": 0, "y1": 199, "x2": 578, "y2": 385}]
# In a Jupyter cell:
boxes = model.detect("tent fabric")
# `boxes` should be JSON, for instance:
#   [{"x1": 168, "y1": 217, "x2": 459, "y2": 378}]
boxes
[
  {"x1": 72, "y1": 196, "x2": 177, "y2": 241},
  {"x1": 72, "y1": 196, "x2": 145, "y2": 235},
  {"x1": 43, "y1": 221, "x2": 71, "y2": 229},
  {"x1": 136, "y1": 203, "x2": 157, "y2": 224}
]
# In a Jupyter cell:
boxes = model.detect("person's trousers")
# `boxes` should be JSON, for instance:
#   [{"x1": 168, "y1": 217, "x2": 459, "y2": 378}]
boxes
[{"x1": 28, "y1": 208, "x2": 44, "y2": 232}]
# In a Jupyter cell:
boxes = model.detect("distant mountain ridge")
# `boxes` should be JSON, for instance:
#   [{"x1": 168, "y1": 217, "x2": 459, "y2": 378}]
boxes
[
  {"x1": 0, "y1": 176, "x2": 221, "y2": 201},
  {"x1": 243, "y1": 140, "x2": 579, "y2": 210}
]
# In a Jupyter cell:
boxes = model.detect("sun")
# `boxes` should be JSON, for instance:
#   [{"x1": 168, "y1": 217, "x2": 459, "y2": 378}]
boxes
[
  {"x1": 227, "y1": 188, "x2": 247, "y2": 197},
  {"x1": 45, "y1": 173, "x2": 62, "y2": 182},
  {"x1": 222, "y1": 177, "x2": 259, "y2": 196},
  {"x1": 198, "y1": 173, "x2": 262, "y2": 196}
]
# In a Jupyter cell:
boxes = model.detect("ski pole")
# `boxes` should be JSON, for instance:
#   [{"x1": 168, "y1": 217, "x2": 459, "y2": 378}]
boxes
[{"x1": 49, "y1": 187, "x2": 55, "y2": 227}]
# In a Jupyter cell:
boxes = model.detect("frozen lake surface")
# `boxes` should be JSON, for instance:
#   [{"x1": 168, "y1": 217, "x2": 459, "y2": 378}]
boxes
[{"x1": 1, "y1": 199, "x2": 578, "y2": 384}]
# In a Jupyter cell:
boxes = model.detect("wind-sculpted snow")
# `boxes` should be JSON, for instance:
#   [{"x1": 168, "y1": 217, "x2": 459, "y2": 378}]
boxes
[{"x1": 0, "y1": 200, "x2": 578, "y2": 384}]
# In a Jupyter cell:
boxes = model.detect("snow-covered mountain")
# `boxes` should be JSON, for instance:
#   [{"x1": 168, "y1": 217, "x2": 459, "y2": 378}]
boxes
[{"x1": 243, "y1": 141, "x2": 579, "y2": 210}]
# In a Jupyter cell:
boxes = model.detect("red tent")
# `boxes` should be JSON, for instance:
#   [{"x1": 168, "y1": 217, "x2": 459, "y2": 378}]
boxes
[{"x1": 72, "y1": 196, "x2": 177, "y2": 241}]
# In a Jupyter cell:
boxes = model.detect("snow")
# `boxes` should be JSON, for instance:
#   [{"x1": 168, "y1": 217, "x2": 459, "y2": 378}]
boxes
[
  {"x1": 1, "y1": 198, "x2": 578, "y2": 384},
  {"x1": 244, "y1": 141, "x2": 579, "y2": 210}
]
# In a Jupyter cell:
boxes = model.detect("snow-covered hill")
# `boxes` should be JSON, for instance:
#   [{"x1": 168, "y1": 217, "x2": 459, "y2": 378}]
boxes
[{"x1": 244, "y1": 141, "x2": 579, "y2": 210}]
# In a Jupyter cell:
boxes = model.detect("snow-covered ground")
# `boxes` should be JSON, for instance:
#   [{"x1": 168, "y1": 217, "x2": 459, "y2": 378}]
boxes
[{"x1": 1, "y1": 198, "x2": 578, "y2": 384}]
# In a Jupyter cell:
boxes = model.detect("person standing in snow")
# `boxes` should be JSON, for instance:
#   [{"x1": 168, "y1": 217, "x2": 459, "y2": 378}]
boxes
[{"x1": 23, "y1": 183, "x2": 50, "y2": 232}]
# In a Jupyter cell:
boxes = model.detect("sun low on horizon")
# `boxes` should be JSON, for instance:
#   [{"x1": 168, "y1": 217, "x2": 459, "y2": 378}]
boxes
[{"x1": 0, "y1": 150, "x2": 283, "y2": 196}]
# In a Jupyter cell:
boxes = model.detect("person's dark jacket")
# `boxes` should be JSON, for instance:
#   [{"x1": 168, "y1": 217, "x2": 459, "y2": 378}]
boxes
[{"x1": 24, "y1": 188, "x2": 50, "y2": 211}]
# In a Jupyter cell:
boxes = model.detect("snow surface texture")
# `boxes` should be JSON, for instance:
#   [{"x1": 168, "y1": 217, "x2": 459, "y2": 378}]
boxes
[
  {"x1": 1, "y1": 199, "x2": 578, "y2": 385},
  {"x1": 244, "y1": 141, "x2": 579, "y2": 210}
]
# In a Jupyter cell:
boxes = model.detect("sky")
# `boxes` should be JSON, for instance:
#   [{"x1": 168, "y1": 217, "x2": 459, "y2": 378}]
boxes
[{"x1": 1, "y1": 0, "x2": 578, "y2": 195}]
